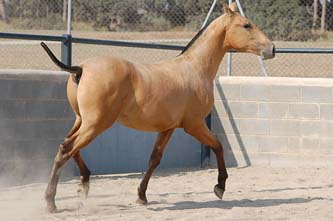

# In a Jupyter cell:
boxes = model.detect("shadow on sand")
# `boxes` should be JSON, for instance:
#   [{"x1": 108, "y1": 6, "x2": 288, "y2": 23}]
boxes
[
  {"x1": 147, "y1": 197, "x2": 326, "y2": 211},
  {"x1": 254, "y1": 184, "x2": 333, "y2": 193}
]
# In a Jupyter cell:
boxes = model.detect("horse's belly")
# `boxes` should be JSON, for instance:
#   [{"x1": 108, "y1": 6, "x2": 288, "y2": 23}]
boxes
[
  {"x1": 117, "y1": 114, "x2": 179, "y2": 132},
  {"x1": 117, "y1": 105, "x2": 182, "y2": 132}
]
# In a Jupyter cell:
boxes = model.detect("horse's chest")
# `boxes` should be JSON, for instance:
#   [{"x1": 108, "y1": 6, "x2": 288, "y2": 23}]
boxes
[{"x1": 186, "y1": 83, "x2": 214, "y2": 117}]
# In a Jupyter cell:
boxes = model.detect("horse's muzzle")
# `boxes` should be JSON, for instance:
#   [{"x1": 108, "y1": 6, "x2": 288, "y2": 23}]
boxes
[{"x1": 261, "y1": 44, "x2": 275, "y2": 60}]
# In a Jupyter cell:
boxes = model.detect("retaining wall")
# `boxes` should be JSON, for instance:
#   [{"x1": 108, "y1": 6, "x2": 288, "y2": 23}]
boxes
[
  {"x1": 212, "y1": 76, "x2": 333, "y2": 168},
  {"x1": 2, "y1": 71, "x2": 333, "y2": 185},
  {"x1": 0, "y1": 70, "x2": 201, "y2": 186},
  {"x1": 0, "y1": 70, "x2": 74, "y2": 185}
]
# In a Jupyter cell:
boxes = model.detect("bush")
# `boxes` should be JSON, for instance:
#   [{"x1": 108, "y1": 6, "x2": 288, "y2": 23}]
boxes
[
  {"x1": 2, "y1": 0, "x2": 317, "y2": 40},
  {"x1": 243, "y1": 0, "x2": 314, "y2": 41},
  {"x1": 9, "y1": 14, "x2": 66, "y2": 30}
]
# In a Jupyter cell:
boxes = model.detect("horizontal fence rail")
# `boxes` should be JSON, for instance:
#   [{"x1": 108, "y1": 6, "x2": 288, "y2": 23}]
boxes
[
  {"x1": 0, "y1": 32, "x2": 66, "y2": 42},
  {"x1": 2, "y1": 32, "x2": 333, "y2": 54}
]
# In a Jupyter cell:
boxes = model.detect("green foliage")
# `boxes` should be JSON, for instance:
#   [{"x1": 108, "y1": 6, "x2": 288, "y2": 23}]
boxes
[{"x1": 243, "y1": 0, "x2": 313, "y2": 41}]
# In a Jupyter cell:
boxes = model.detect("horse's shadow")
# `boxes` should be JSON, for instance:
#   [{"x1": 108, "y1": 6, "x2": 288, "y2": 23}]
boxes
[{"x1": 147, "y1": 197, "x2": 326, "y2": 211}]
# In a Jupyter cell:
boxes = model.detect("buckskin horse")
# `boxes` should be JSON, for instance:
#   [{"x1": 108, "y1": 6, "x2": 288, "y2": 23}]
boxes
[{"x1": 41, "y1": 3, "x2": 275, "y2": 213}]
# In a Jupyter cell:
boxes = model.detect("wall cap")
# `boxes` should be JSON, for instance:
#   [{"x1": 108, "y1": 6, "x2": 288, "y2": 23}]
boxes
[
  {"x1": 216, "y1": 76, "x2": 333, "y2": 87},
  {"x1": 0, "y1": 69, "x2": 69, "y2": 81}
]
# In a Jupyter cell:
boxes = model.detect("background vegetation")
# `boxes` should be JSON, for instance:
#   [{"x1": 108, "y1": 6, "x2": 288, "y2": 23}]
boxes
[{"x1": 0, "y1": 0, "x2": 332, "y2": 41}]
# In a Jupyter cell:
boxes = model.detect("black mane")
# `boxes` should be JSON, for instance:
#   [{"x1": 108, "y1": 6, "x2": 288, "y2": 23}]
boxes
[{"x1": 180, "y1": 23, "x2": 210, "y2": 55}]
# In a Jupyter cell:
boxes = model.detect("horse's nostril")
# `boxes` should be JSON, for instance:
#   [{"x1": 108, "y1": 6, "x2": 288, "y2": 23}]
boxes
[{"x1": 272, "y1": 45, "x2": 276, "y2": 56}]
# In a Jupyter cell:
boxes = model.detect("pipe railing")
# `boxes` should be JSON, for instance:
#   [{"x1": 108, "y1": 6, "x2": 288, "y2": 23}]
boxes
[{"x1": 1, "y1": 32, "x2": 332, "y2": 59}]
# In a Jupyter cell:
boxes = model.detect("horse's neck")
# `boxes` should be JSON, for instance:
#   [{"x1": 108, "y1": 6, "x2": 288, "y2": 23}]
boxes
[{"x1": 181, "y1": 17, "x2": 228, "y2": 81}]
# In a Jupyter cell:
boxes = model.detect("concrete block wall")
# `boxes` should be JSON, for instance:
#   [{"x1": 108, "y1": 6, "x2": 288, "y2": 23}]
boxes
[
  {"x1": 212, "y1": 76, "x2": 333, "y2": 168},
  {"x1": 0, "y1": 70, "x2": 74, "y2": 185},
  {"x1": 2, "y1": 70, "x2": 333, "y2": 186},
  {"x1": 0, "y1": 70, "x2": 201, "y2": 186}
]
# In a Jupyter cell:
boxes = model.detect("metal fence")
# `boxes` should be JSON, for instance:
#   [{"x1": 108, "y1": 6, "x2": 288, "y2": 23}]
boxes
[{"x1": 0, "y1": 0, "x2": 333, "y2": 77}]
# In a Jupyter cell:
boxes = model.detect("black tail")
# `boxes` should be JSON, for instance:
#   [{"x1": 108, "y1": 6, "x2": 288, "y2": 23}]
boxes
[{"x1": 41, "y1": 42, "x2": 82, "y2": 84}]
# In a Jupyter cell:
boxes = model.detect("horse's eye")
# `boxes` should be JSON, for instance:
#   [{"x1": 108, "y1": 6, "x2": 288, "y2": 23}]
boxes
[{"x1": 243, "y1": 23, "x2": 252, "y2": 30}]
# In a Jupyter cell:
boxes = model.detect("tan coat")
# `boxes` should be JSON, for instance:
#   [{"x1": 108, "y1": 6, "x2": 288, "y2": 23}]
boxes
[{"x1": 43, "y1": 3, "x2": 275, "y2": 213}]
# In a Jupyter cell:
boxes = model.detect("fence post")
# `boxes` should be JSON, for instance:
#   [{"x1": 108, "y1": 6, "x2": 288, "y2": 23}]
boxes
[
  {"x1": 226, "y1": 0, "x2": 233, "y2": 76},
  {"x1": 61, "y1": 34, "x2": 72, "y2": 66},
  {"x1": 67, "y1": 0, "x2": 72, "y2": 35}
]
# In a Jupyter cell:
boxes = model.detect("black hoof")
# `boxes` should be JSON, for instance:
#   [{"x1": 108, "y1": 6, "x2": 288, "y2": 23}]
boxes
[{"x1": 214, "y1": 184, "x2": 225, "y2": 200}]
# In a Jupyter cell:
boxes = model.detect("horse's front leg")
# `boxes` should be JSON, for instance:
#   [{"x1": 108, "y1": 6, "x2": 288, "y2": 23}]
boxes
[
  {"x1": 137, "y1": 129, "x2": 174, "y2": 204},
  {"x1": 185, "y1": 122, "x2": 228, "y2": 199}
]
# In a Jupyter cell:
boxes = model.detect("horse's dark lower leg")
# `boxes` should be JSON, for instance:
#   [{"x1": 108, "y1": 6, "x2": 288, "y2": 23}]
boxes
[
  {"x1": 211, "y1": 147, "x2": 228, "y2": 199},
  {"x1": 137, "y1": 129, "x2": 174, "y2": 204},
  {"x1": 185, "y1": 122, "x2": 228, "y2": 199},
  {"x1": 73, "y1": 152, "x2": 91, "y2": 197}
]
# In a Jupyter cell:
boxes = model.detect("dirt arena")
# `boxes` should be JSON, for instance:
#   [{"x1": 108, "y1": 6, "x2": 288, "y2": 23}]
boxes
[{"x1": 0, "y1": 166, "x2": 332, "y2": 221}]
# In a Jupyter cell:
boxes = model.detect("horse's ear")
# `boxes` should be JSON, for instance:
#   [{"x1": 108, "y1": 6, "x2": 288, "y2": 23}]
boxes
[
  {"x1": 229, "y1": 2, "x2": 238, "y2": 12},
  {"x1": 223, "y1": 3, "x2": 235, "y2": 17}
]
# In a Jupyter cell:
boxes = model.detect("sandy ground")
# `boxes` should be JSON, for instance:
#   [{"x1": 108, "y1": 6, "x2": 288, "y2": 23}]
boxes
[{"x1": 0, "y1": 166, "x2": 333, "y2": 221}]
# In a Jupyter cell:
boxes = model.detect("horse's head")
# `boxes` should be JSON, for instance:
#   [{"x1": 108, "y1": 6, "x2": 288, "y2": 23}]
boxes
[{"x1": 223, "y1": 3, "x2": 275, "y2": 60}]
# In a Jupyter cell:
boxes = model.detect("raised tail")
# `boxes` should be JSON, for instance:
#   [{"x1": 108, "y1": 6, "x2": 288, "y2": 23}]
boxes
[{"x1": 40, "y1": 42, "x2": 82, "y2": 84}]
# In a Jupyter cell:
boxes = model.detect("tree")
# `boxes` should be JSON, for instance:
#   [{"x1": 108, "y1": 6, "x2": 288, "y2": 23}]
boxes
[
  {"x1": 312, "y1": 0, "x2": 318, "y2": 32},
  {"x1": 243, "y1": 0, "x2": 313, "y2": 41},
  {"x1": 63, "y1": 0, "x2": 67, "y2": 22},
  {"x1": 321, "y1": 0, "x2": 327, "y2": 32},
  {"x1": 0, "y1": 0, "x2": 8, "y2": 23}
]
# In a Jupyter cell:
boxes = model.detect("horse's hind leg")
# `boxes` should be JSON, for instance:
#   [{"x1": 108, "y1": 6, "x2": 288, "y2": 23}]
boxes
[
  {"x1": 73, "y1": 152, "x2": 91, "y2": 198},
  {"x1": 137, "y1": 129, "x2": 174, "y2": 205},
  {"x1": 66, "y1": 116, "x2": 81, "y2": 138},
  {"x1": 63, "y1": 116, "x2": 91, "y2": 197},
  {"x1": 185, "y1": 122, "x2": 228, "y2": 200},
  {"x1": 45, "y1": 133, "x2": 77, "y2": 213},
  {"x1": 45, "y1": 122, "x2": 108, "y2": 213}
]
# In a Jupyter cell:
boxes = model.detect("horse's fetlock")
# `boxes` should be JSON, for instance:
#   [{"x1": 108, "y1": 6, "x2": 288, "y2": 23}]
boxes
[{"x1": 80, "y1": 174, "x2": 90, "y2": 183}]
